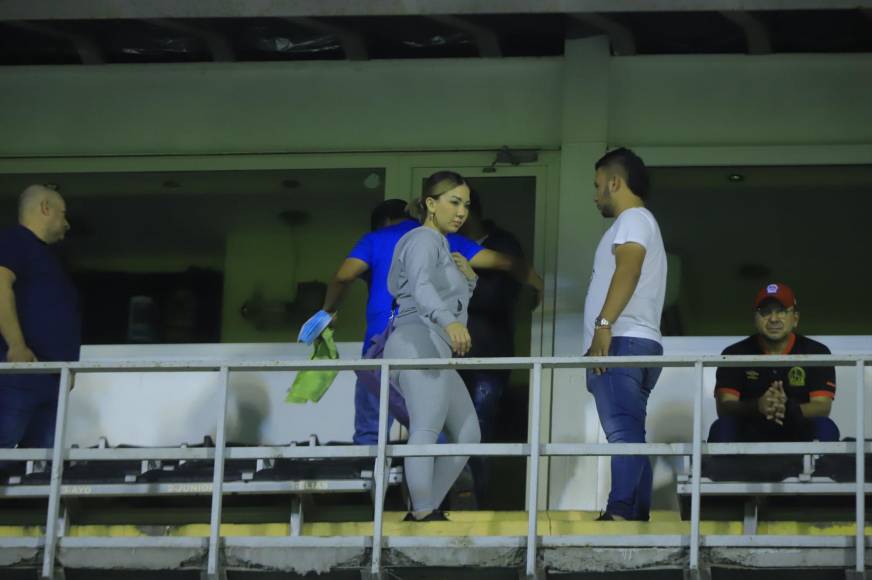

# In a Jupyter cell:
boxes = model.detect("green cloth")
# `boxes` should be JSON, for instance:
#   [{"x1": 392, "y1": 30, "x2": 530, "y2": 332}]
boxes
[{"x1": 286, "y1": 327, "x2": 339, "y2": 404}]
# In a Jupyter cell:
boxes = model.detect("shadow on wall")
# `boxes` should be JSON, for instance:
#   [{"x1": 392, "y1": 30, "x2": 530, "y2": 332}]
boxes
[
  {"x1": 66, "y1": 373, "x2": 243, "y2": 448},
  {"x1": 648, "y1": 406, "x2": 696, "y2": 512},
  {"x1": 228, "y1": 376, "x2": 274, "y2": 444}
]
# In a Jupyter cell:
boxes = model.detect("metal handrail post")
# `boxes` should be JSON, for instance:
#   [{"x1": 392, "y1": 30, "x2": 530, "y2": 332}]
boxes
[
  {"x1": 855, "y1": 360, "x2": 866, "y2": 573},
  {"x1": 206, "y1": 367, "x2": 230, "y2": 579},
  {"x1": 41, "y1": 367, "x2": 73, "y2": 580},
  {"x1": 525, "y1": 362, "x2": 543, "y2": 578},
  {"x1": 370, "y1": 361, "x2": 391, "y2": 577},
  {"x1": 689, "y1": 361, "x2": 704, "y2": 573}
]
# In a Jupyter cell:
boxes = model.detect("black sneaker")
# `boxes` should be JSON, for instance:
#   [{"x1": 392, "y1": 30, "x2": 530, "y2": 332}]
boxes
[{"x1": 595, "y1": 511, "x2": 618, "y2": 521}]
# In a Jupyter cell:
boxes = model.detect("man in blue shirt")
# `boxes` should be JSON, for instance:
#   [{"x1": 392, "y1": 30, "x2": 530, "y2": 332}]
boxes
[
  {"x1": 322, "y1": 199, "x2": 542, "y2": 444},
  {"x1": 0, "y1": 185, "x2": 81, "y2": 454}
]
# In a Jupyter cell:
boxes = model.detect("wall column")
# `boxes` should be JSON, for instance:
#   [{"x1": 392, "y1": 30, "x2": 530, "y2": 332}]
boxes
[{"x1": 547, "y1": 36, "x2": 612, "y2": 510}]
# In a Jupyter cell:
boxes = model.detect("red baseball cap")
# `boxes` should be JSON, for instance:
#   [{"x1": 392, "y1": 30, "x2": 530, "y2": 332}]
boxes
[{"x1": 753, "y1": 283, "x2": 797, "y2": 309}]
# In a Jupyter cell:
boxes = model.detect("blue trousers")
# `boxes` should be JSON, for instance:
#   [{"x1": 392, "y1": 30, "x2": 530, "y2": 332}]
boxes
[
  {"x1": 354, "y1": 335, "x2": 395, "y2": 445},
  {"x1": 586, "y1": 336, "x2": 663, "y2": 521},
  {"x1": 354, "y1": 379, "x2": 395, "y2": 445},
  {"x1": 0, "y1": 385, "x2": 58, "y2": 450},
  {"x1": 708, "y1": 415, "x2": 840, "y2": 443},
  {"x1": 459, "y1": 368, "x2": 508, "y2": 500},
  {"x1": 460, "y1": 369, "x2": 507, "y2": 443}
]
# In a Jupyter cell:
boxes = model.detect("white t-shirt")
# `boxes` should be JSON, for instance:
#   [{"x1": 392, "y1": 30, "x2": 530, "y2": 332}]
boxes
[{"x1": 582, "y1": 207, "x2": 667, "y2": 354}]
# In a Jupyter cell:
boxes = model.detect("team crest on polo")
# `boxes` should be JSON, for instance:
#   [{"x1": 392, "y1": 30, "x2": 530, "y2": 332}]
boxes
[
  {"x1": 745, "y1": 370, "x2": 759, "y2": 381},
  {"x1": 788, "y1": 366, "x2": 806, "y2": 387}
]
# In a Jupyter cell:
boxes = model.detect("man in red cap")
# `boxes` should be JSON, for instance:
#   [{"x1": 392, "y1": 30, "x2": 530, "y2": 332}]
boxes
[{"x1": 708, "y1": 283, "x2": 839, "y2": 443}]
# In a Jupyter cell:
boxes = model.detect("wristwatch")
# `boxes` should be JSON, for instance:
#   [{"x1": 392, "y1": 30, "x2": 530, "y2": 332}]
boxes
[{"x1": 594, "y1": 316, "x2": 611, "y2": 330}]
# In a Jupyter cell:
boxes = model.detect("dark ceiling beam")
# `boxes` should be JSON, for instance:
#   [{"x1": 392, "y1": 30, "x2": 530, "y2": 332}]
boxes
[
  {"x1": 3, "y1": 1, "x2": 872, "y2": 20},
  {"x1": 568, "y1": 13, "x2": 636, "y2": 56},
  {"x1": 5, "y1": 21, "x2": 103, "y2": 64},
  {"x1": 148, "y1": 18, "x2": 235, "y2": 61},
  {"x1": 719, "y1": 10, "x2": 772, "y2": 55},
  {"x1": 429, "y1": 15, "x2": 502, "y2": 58},
  {"x1": 286, "y1": 17, "x2": 368, "y2": 60}
]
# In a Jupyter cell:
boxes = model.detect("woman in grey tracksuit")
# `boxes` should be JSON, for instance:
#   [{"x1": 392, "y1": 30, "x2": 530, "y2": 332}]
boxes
[{"x1": 385, "y1": 171, "x2": 481, "y2": 521}]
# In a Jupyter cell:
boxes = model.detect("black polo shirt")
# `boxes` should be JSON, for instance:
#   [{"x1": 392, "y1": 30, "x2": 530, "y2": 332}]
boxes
[
  {"x1": 466, "y1": 223, "x2": 523, "y2": 358},
  {"x1": 0, "y1": 225, "x2": 81, "y2": 390},
  {"x1": 715, "y1": 333, "x2": 836, "y2": 404}
]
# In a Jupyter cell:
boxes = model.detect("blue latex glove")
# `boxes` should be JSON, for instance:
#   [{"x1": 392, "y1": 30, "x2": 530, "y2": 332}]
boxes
[{"x1": 298, "y1": 310, "x2": 333, "y2": 345}]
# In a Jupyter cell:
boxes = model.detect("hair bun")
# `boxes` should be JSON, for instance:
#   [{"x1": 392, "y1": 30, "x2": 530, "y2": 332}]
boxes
[{"x1": 407, "y1": 198, "x2": 425, "y2": 221}]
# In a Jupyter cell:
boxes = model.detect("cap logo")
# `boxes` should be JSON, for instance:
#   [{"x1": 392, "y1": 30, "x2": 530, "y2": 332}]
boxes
[{"x1": 766, "y1": 284, "x2": 778, "y2": 294}]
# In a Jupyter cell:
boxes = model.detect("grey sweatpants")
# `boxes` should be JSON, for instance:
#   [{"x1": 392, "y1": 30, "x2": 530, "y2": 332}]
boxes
[{"x1": 384, "y1": 321, "x2": 481, "y2": 512}]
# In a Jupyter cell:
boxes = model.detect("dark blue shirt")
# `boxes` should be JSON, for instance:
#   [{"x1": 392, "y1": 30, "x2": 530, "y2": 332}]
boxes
[
  {"x1": 348, "y1": 219, "x2": 482, "y2": 349},
  {"x1": 0, "y1": 225, "x2": 81, "y2": 390}
]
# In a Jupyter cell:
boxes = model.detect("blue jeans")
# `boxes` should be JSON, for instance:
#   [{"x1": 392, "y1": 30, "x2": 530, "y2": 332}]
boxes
[
  {"x1": 586, "y1": 336, "x2": 663, "y2": 521},
  {"x1": 353, "y1": 333, "x2": 395, "y2": 445},
  {"x1": 354, "y1": 378, "x2": 395, "y2": 445},
  {"x1": 459, "y1": 369, "x2": 508, "y2": 500}
]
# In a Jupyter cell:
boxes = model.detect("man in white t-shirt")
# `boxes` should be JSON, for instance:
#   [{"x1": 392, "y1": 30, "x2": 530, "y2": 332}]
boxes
[{"x1": 582, "y1": 148, "x2": 667, "y2": 522}]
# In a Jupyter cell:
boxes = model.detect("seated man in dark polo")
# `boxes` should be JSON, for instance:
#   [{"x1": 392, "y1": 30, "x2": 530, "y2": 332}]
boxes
[{"x1": 709, "y1": 283, "x2": 839, "y2": 443}]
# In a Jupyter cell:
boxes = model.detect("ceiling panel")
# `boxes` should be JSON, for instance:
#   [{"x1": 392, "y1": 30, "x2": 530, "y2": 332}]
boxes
[{"x1": 2, "y1": 8, "x2": 871, "y2": 65}]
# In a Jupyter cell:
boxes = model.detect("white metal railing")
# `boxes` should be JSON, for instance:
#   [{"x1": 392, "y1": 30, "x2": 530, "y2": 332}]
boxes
[{"x1": 0, "y1": 354, "x2": 867, "y2": 579}]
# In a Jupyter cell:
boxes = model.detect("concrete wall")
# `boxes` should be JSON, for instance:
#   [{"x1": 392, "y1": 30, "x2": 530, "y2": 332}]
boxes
[
  {"x1": 0, "y1": 59, "x2": 563, "y2": 156},
  {"x1": 609, "y1": 54, "x2": 872, "y2": 147},
  {"x1": 72, "y1": 343, "x2": 368, "y2": 447}
]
